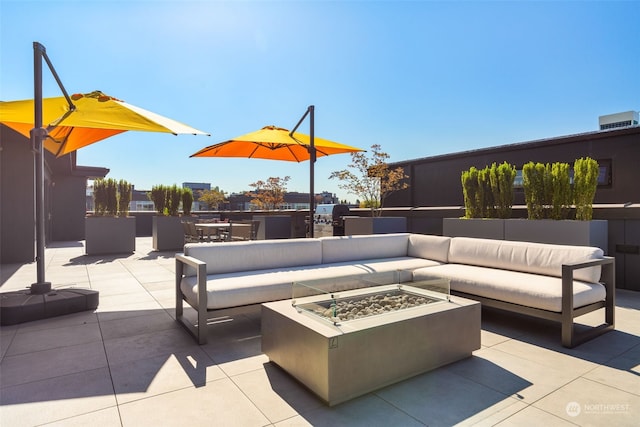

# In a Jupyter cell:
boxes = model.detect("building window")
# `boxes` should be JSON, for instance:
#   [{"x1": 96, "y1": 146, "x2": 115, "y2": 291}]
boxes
[{"x1": 513, "y1": 159, "x2": 612, "y2": 189}]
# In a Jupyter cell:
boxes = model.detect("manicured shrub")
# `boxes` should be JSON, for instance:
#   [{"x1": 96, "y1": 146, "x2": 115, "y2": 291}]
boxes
[
  {"x1": 93, "y1": 179, "x2": 108, "y2": 216},
  {"x1": 573, "y1": 157, "x2": 599, "y2": 220},
  {"x1": 182, "y1": 187, "x2": 194, "y2": 216},
  {"x1": 523, "y1": 162, "x2": 551, "y2": 219},
  {"x1": 461, "y1": 167, "x2": 481, "y2": 218},
  {"x1": 478, "y1": 166, "x2": 494, "y2": 218},
  {"x1": 117, "y1": 179, "x2": 132, "y2": 216},
  {"x1": 149, "y1": 185, "x2": 167, "y2": 215},
  {"x1": 104, "y1": 178, "x2": 118, "y2": 216},
  {"x1": 489, "y1": 162, "x2": 516, "y2": 219},
  {"x1": 550, "y1": 162, "x2": 571, "y2": 220},
  {"x1": 167, "y1": 184, "x2": 183, "y2": 216}
]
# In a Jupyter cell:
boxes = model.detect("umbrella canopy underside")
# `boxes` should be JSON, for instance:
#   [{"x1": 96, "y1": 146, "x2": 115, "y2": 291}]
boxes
[{"x1": 0, "y1": 91, "x2": 209, "y2": 156}]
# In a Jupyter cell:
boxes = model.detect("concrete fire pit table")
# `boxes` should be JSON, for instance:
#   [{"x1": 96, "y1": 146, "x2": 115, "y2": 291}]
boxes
[{"x1": 261, "y1": 272, "x2": 481, "y2": 406}]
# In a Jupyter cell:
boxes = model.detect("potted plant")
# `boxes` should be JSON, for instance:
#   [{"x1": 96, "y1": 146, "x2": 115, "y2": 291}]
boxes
[
  {"x1": 150, "y1": 184, "x2": 188, "y2": 251},
  {"x1": 445, "y1": 162, "x2": 516, "y2": 239},
  {"x1": 85, "y1": 178, "x2": 136, "y2": 255},
  {"x1": 448, "y1": 158, "x2": 607, "y2": 251},
  {"x1": 329, "y1": 144, "x2": 409, "y2": 235},
  {"x1": 506, "y1": 157, "x2": 607, "y2": 249}
]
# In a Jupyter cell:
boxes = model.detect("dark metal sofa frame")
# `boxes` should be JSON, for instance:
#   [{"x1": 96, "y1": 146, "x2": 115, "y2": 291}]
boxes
[{"x1": 452, "y1": 257, "x2": 615, "y2": 348}]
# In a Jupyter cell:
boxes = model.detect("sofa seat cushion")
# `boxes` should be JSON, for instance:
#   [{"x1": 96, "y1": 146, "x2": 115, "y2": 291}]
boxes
[
  {"x1": 182, "y1": 256, "x2": 442, "y2": 309},
  {"x1": 413, "y1": 264, "x2": 606, "y2": 312},
  {"x1": 448, "y1": 237, "x2": 603, "y2": 283}
]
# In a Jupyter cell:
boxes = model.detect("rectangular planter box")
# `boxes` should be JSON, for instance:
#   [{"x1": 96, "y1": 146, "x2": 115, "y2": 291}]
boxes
[
  {"x1": 253, "y1": 215, "x2": 291, "y2": 240},
  {"x1": 505, "y1": 219, "x2": 609, "y2": 253},
  {"x1": 152, "y1": 216, "x2": 185, "y2": 251},
  {"x1": 262, "y1": 295, "x2": 480, "y2": 406},
  {"x1": 443, "y1": 218, "x2": 505, "y2": 239},
  {"x1": 85, "y1": 216, "x2": 135, "y2": 255},
  {"x1": 343, "y1": 217, "x2": 407, "y2": 236},
  {"x1": 443, "y1": 218, "x2": 608, "y2": 253}
]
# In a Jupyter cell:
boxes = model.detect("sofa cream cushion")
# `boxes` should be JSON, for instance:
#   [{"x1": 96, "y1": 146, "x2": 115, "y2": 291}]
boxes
[
  {"x1": 182, "y1": 256, "x2": 442, "y2": 309},
  {"x1": 448, "y1": 237, "x2": 603, "y2": 283},
  {"x1": 184, "y1": 239, "x2": 322, "y2": 275},
  {"x1": 414, "y1": 264, "x2": 606, "y2": 312},
  {"x1": 320, "y1": 233, "x2": 410, "y2": 264},
  {"x1": 408, "y1": 234, "x2": 451, "y2": 263}
]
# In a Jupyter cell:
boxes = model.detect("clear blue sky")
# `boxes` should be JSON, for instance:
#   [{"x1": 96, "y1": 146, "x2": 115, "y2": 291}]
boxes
[{"x1": 2, "y1": 1, "x2": 638, "y2": 203}]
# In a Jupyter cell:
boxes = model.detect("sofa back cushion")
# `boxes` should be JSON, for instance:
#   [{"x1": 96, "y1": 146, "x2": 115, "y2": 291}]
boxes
[
  {"x1": 448, "y1": 237, "x2": 603, "y2": 283},
  {"x1": 184, "y1": 239, "x2": 322, "y2": 275},
  {"x1": 408, "y1": 234, "x2": 451, "y2": 263},
  {"x1": 320, "y1": 233, "x2": 410, "y2": 264}
]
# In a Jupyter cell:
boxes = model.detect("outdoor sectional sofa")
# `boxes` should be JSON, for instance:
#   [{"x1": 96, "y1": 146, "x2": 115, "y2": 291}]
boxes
[{"x1": 175, "y1": 233, "x2": 614, "y2": 347}]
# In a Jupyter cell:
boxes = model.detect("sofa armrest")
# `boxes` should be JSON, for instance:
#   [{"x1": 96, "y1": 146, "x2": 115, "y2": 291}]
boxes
[
  {"x1": 561, "y1": 256, "x2": 615, "y2": 346},
  {"x1": 175, "y1": 253, "x2": 208, "y2": 344},
  {"x1": 561, "y1": 257, "x2": 615, "y2": 309}
]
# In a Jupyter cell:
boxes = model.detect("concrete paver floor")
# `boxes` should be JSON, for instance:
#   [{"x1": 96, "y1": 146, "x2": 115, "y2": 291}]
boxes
[{"x1": 1, "y1": 238, "x2": 638, "y2": 426}]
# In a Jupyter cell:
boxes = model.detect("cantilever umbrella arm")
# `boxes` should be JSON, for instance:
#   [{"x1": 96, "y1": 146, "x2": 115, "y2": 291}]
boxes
[{"x1": 290, "y1": 105, "x2": 316, "y2": 237}]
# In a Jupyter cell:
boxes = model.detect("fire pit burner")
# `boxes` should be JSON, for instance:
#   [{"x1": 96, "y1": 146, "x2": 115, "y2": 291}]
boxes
[{"x1": 298, "y1": 288, "x2": 441, "y2": 324}]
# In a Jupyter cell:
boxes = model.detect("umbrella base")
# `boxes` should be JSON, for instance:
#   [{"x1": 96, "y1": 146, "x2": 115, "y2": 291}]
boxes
[{"x1": 0, "y1": 287, "x2": 99, "y2": 326}]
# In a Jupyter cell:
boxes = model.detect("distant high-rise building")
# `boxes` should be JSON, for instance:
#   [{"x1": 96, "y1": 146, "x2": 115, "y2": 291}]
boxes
[{"x1": 183, "y1": 182, "x2": 211, "y2": 211}]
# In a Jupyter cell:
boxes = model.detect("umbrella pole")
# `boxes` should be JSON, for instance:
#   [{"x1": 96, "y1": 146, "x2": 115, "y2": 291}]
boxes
[
  {"x1": 31, "y1": 42, "x2": 50, "y2": 293},
  {"x1": 291, "y1": 105, "x2": 316, "y2": 238},
  {"x1": 30, "y1": 42, "x2": 76, "y2": 292}
]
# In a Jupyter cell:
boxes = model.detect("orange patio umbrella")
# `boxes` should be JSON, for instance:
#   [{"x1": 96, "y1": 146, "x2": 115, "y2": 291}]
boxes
[
  {"x1": 190, "y1": 108, "x2": 364, "y2": 237},
  {"x1": 190, "y1": 125, "x2": 361, "y2": 162}
]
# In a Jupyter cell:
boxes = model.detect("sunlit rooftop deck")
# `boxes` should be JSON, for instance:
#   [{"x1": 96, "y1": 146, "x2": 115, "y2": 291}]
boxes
[{"x1": 1, "y1": 237, "x2": 638, "y2": 426}]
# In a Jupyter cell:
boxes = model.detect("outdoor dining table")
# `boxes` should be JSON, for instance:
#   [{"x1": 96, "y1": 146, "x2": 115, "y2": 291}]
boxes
[{"x1": 195, "y1": 222, "x2": 250, "y2": 240}]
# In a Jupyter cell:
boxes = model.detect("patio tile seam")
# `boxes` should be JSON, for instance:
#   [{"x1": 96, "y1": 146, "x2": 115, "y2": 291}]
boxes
[
  {"x1": 441, "y1": 360, "x2": 528, "y2": 406},
  {"x1": 578, "y1": 372, "x2": 640, "y2": 398},
  {"x1": 113, "y1": 376, "x2": 244, "y2": 413},
  {"x1": 371, "y1": 391, "x2": 434, "y2": 426},
  {"x1": 0, "y1": 327, "x2": 105, "y2": 360},
  {"x1": 226, "y1": 374, "x2": 282, "y2": 424},
  {"x1": 34, "y1": 405, "x2": 123, "y2": 427},
  {"x1": 516, "y1": 404, "x2": 581, "y2": 426},
  {"x1": 94, "y1": 311, "x2": 126, "y2": 423},
  {"x1": 113, "y1": 383, "x2": 198, "y2": 407},
  {"x1": 469, "y1": 345, "x2": 594, "y2": 404},
  {"x1": 0, "y1": 332, "x2": 17, "y2": 365},
  {"x1": 0, "y1": 359, "x2": 109, "y2": 391},
  {"x1": 527, "y1": 375, "x2": 619, "y2": 412},
  {"x1": 529, "y1": 376, "x2": 640, "y2": 423}
]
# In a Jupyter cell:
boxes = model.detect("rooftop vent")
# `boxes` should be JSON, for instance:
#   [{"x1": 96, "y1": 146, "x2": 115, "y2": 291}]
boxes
[{"x1": 599, "y1": 111, "x2": 639, "y2": 130}]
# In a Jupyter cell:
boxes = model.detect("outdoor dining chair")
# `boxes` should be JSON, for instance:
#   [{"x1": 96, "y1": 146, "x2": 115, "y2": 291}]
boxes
[
  {"x1": 226, "y1": 220, "x2": 260, "y2": 241},
  {"x1": 182, "y1": 221, "x2": 207, "y2": 243}
]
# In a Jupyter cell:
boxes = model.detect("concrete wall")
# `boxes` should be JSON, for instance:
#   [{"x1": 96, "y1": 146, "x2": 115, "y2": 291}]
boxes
[
  {"x1": 387, "y1": 127, "x2": 640, "y2": 208},
  {"x1": 1, "y1": 126, "x2": 36, "y2": 264}
]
